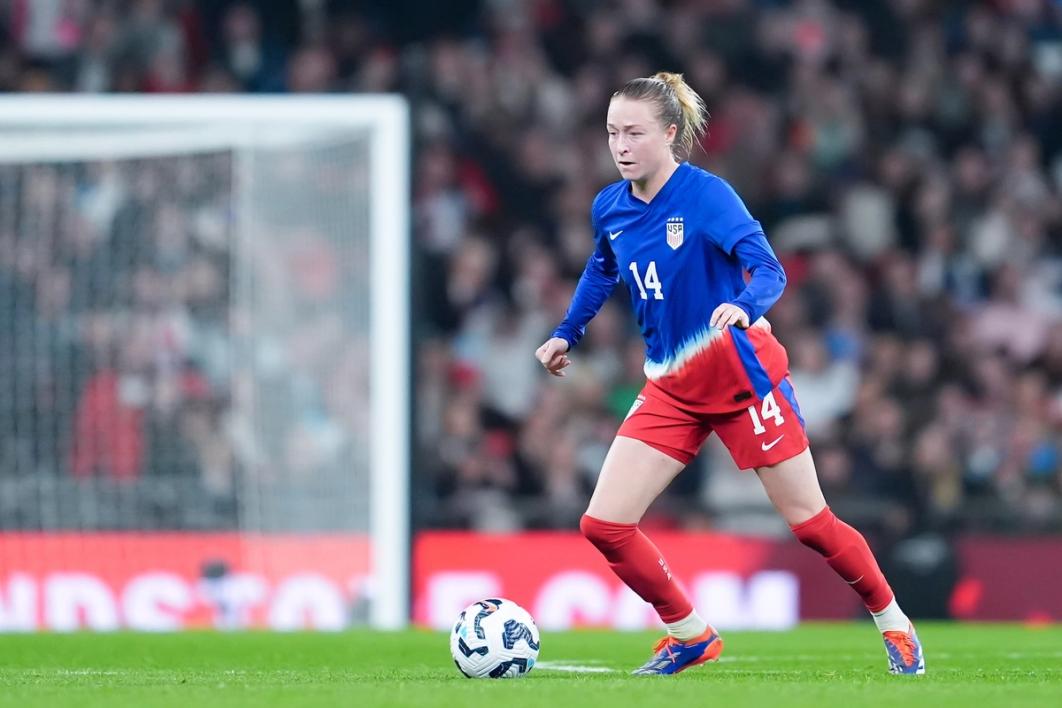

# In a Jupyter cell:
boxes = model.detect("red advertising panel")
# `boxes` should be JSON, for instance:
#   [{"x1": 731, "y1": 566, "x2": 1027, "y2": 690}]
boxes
[
  {"x1": 414, "y1": 532, "x2": 1062, "y2": 630},
  {"x1": 3, "y1": 532, "x2": 1060, "y2": 632},
  {"x1": 0, "y1": 533, "x2": 369, "y2": 631},
  {"x1": 414, "y1": 531, "x2": 860, "y2": 630},
  {"x1": 952, "y1": 537, "x2": 1062, "y2": 621}
]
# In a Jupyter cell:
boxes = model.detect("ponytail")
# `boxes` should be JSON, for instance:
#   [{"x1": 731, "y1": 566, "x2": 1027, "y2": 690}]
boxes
[
  {"x1": 653, "y1": 72, "x2": 708, "y2": 160},
  {"x1": 613, "y1": 71, "x2": 709, "y2": 160}
]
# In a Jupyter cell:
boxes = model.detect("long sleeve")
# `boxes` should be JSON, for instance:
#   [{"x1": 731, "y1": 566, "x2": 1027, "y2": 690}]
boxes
[
  {"x1": 551, "y1": 243, "x2": 620, "y2": 349},
  {"x1": 730, "y1": 232, "x2": 787, "y2": 323}
]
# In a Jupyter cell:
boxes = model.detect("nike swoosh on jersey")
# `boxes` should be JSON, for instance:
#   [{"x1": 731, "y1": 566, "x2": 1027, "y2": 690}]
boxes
[
  {"x1": 609, "y1": 230, "x2": 623, "y2": 240},
  {"x1": 761, "y1": 435, "x2": 785, "y2": 451}
]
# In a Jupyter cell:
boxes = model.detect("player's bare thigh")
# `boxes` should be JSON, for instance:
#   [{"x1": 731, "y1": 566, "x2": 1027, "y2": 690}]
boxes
[
  {"x1": 754, "y1": 447, "x2": 827, "y2": 526},
  {"x1": 585, "y1": 435, "x2": 686, "y2": 524}
]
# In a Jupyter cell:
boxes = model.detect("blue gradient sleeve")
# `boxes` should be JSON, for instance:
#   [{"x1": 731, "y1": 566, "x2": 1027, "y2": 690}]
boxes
[
  {"x1": 551, "y1": 242, "x2": 620, "y2": 349},
  {"x1": 730, "y1": 232, "x2": 787, "y2": 323},
  {"x1": 703, "y1": 177, "x2": 764, "y2": 254}
]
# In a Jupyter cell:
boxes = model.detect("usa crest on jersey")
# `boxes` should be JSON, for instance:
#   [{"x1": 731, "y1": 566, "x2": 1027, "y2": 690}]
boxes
[{"x1": 666, "y1": 216, "x2": 684, "y2": 249}]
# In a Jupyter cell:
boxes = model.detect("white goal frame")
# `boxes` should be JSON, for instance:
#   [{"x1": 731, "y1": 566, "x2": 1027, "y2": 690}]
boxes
[{"x1": 0, "y1": 95, "x2": 411, "y2": 630}]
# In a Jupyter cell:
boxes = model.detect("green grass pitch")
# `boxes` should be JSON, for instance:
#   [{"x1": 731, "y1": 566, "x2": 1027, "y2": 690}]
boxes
[{"x1": 0, "y1": 623, "x2": 1058, "y2": 707}]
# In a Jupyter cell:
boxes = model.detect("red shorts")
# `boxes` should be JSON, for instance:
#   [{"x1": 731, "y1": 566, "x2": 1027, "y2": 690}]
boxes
[{"x1": 617, "y1": 375, "x2": 809, "y2": 469}]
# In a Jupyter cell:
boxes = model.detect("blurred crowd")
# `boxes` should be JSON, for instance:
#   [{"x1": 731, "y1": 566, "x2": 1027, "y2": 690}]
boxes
[
  {"x1": 0, "y1": 155, "x2": 240, "y2": 527},
  {"x1": 0, "y1": 135, "x2": 372, "y2": 532},
  {"x1": 2, "y1": 0, "x2": 1062, "y2": 535}
]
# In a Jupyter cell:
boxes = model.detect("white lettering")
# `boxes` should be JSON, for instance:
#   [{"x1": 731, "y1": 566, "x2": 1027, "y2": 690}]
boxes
[
  {"x1": 533, "y1": 571, "x2": 611, "y2": 630},
  {"x1": 198, "y1": 572, "x2": 268, "y2": 630},
  {"x1": 746, "y1": 571, "x2": 799, "y2": 629},
  {"x1": 0, "y1": 574, "x2": 37, "y2": 631},
  {"x1": 123, "y1": 573, "x2": 192, "y2": 631},
  {"x1": 612, "y1": 585, "x2": 662, "y2": 630},
  {"x1": 268, "y1": 574, "x2": 347, "y2": 631},
  {"x1": 692, "y1": 571, "x2": 798, "y2": 630},
  {"x1": 44, "y1": 573, "x2": 119, "y2": 632}
]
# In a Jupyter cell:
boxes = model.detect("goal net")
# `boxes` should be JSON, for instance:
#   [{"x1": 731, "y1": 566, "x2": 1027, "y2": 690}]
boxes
[{"x1": 0, "y1": 97, "x2": 409, "y2": 631}]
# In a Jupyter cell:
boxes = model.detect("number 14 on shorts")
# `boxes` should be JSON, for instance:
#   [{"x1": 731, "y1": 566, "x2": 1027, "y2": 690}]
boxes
[{"x1": 747, "y1": 391, "x2": 784, "y2": 435}]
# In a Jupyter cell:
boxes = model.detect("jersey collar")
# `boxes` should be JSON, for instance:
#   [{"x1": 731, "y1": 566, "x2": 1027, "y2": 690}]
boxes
[{"x1": 624, "y1": 162, "x2": 690, "y2": 209}]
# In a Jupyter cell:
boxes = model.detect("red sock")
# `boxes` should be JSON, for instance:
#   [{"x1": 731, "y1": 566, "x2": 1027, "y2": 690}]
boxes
[
  {"x1": 790, "y1": 506, "x2": 894, "y2": 612},
  {"x1": 580, "y1": 514, "x2": 693, "y2": 623}
]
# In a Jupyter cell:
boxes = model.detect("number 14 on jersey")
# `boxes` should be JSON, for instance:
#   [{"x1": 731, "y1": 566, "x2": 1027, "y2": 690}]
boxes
[{"x1": 629, "y1": 260, "x2": 664, "y2": 300}]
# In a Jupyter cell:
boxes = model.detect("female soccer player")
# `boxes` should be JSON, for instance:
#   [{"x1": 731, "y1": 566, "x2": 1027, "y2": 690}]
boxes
[{"x1": 535, "y1": 72, "x2": 924, "y2": 676}]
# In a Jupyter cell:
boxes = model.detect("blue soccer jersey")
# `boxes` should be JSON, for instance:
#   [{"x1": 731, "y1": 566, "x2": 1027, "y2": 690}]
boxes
[{"x1": 552, "y1": 162, "x2": 790, "y2": 412}]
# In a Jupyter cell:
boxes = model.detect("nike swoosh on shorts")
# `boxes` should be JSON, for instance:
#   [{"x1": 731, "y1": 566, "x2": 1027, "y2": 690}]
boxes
[{"x1": 761, "y1": 435, "x2": 784, "y2": 451}]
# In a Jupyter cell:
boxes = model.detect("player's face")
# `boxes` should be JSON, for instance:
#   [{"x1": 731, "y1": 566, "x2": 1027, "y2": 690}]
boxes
[{"x1": 607, "y1": 97, "x2": 676, "y2": 182}]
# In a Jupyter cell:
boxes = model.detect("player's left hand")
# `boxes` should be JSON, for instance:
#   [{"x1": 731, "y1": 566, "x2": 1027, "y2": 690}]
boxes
[{"x1": 710, "y1": 303, "x2": 750, "y2": 330}]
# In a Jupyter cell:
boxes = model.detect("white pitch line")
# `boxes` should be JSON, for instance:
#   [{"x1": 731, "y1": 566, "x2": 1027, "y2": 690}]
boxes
[
  {"x1": 535, "y1": 661, "x2": 616, "y2": 673},
  {"x1": 537, "y1": 650, "x2": 1062, "y2": 674}
]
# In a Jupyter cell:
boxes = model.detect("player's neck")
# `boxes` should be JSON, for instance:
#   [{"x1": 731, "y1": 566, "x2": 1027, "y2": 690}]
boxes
[{"x1": 630, "y1": 160, "x2": 680, "y2": 204}]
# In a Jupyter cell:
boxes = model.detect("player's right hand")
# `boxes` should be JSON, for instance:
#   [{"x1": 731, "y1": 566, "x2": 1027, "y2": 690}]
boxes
[{"x1": 535, "y1": 337, "x2": 572, "y2": 377}]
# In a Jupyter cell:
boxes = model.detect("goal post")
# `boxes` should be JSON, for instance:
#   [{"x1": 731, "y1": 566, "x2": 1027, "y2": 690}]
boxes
[{"x1": 0, "y1": 96, "x2": 410, "y2": 630}]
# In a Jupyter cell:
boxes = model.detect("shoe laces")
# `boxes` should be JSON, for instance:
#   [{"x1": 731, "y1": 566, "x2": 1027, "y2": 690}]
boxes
[
  {"x1": 883, "y1": 630, "x2": 917, "y2": 665},
  {"x1": 652, "y1": 636, "x2": 678, "y2": 659}
]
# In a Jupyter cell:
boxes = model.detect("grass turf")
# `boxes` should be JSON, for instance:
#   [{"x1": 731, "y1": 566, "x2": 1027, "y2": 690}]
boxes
[{"x1": 0, "y1": 623, "x2": 1058, "y2": 707}]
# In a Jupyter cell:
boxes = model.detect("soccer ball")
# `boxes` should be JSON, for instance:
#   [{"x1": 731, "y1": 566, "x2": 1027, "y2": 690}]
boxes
[{"x1": 449, "y1": 598, "x2": 540, "y2": 679}]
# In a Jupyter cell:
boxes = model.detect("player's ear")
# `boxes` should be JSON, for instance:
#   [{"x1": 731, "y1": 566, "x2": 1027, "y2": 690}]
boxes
[{"x1": 665, "y1": 123, "x2": 678, "y2": 146}]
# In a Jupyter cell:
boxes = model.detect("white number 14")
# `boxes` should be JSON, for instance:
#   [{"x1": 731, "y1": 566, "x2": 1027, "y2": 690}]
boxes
[
  {"x1": 747, "y1": 392, "x2": 784, "y2": 434},
  {"x1": 629, "y1": 260, "x2": 664, "y2": 300}
]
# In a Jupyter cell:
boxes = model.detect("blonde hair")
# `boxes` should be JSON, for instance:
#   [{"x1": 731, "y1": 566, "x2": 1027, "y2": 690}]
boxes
[{"x1": 613, "y1": 71, "x2": 709, "y2": 160}]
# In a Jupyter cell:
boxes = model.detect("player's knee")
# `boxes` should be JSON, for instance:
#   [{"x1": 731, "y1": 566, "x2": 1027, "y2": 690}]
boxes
[
  {"x1": 580, "y1": 513, "x2": 636, "y2": 550},
  {"x1": 579, "y1": 513, "x2": 605, "y2": 543},
  {"x1": 789, "y1": 505, "x2": 837, "y2": 555}
]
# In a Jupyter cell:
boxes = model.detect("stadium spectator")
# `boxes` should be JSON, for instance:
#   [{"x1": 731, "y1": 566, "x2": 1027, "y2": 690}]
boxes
[{"x1": 0, "y1": 0, "x2": 1059, "y2": 533}]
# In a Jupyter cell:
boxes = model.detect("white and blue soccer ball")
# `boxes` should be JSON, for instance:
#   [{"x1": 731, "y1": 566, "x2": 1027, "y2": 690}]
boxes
[{"x1": 449, "y1": 598, "x2": 540, "y2": 679}]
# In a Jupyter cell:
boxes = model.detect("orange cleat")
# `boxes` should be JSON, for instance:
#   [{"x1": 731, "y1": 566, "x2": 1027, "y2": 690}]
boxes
[
  {"x1": 631, "y1": 626, "x2": 724, "y2": 675},
  {"x1": 883, "y1": 623, "x2": 926, "y2": 675}
]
